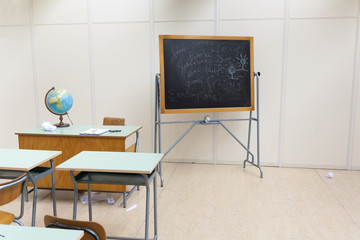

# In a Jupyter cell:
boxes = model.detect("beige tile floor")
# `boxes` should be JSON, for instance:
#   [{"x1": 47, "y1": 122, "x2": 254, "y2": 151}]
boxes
[{"x1": 1, "y1": 162, "x2": 360, "y2": 240}]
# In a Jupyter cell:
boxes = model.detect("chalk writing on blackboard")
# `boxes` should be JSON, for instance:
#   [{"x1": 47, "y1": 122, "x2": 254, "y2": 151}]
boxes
[{"x1": 159, "y1": 35, "x2": 254, "y2": 113}]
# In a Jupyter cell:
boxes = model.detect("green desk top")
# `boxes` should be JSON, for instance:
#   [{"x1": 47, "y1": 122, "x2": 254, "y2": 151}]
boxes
[
  {"x1": 16, "y1": 125, "x2": 142, "y2": 138},
  {"x1": 0, "y1": 149, "x2": 61, "y2": 171},
  {"x1": 57, "y1": 151, "x2": 163, "y2": 174},
  {"x1": 0, "y1": 224, "x2": 83, "y2": 240}
]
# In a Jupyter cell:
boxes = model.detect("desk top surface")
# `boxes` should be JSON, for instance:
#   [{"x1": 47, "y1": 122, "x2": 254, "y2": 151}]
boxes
[
  {"x1": 0, "y1": 224, "x2": 83, "y2": 240},
  {"x1": 0, "y1": 149, "x2": 61, "y2": 171},
  {"x1": 16, "y1": 125, "x2": 142, "y2": 138},
  {"x1": 57, "y1": 151, "x2": 163, "y2": 174}
]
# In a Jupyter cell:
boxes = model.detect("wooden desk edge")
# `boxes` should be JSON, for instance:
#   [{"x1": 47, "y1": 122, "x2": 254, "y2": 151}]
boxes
[
  {"x1": 15, "y1": 126, "x2": 142, "y2": 139},
  {"x1": 56, "y1": 167, "x2": 157, "y2": 175},
  {"x1": 0, "y1": 151, "x2": 62, "y2": 171}
]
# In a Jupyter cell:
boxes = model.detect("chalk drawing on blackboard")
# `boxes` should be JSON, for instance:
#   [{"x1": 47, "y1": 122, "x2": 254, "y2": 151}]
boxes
[
  {"x1": 237, "y1": 54, "x2": 249, "y2": 71},
  {"x1": 228, "y1": 64, "x2": 239, "y2": 79}
]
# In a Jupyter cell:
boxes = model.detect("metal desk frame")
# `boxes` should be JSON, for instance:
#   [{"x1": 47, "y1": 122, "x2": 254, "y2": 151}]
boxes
[
  {"x1": 0, "y1": 159, "x2": 57, "y2": 226},
  {"x1": 154, "y1": 72, "x2": 263, "y2": 187},
  {"x1": 70, "y1": 170, "x2": 157, "y2": 240}
]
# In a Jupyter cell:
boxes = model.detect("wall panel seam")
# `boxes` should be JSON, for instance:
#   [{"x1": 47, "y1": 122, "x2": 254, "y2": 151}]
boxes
[
  {"x1": 87, "y1": 0, "x2": 96, "y2": 124},
  {"x1": 213, "y1": 0, "x2": 220, "y2": 164},
  {"x1": 347, "y1": 4, "x2": 360, "y2": 170},
  {"x1": 0, "y1": 25, "x2": 31, "y2": 27},
  {"x1": 279, "y1": 0, "x2": 290, "y2": 168},
  {"x1": 220, "y1": 18, "x2": 285, "y2": 21},
  {"x1": 150, "y1": 0, "x2": 155, "y2": 153},
  {"x1": 29, "y1": 0, "x2": 40, "y2": 125},
  {"x1": 289, "y1": 16, "x2": 358, "y2": 20}
]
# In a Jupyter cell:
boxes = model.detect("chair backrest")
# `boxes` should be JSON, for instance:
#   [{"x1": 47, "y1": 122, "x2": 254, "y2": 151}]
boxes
[
  {"x1": 103, "y1": 117, "x2": 125, "y2": 126},
  {"x1": 103, "y1": 117, "x2": 136, "y2": 152},
  {"x1": 44, "y1": 215, "x2": 107, "y2": 240},
  {"x1": 0, "y1": 174, "x2": 27, "y2": 206}
]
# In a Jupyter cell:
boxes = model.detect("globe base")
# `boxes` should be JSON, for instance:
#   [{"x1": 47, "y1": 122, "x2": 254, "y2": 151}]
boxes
[
  {"x1": 54, "y1": 122, "x2": 70, "y2": 127},
  {"x1": 54, "y1": 114, "x2": 70, "y2": 127}
]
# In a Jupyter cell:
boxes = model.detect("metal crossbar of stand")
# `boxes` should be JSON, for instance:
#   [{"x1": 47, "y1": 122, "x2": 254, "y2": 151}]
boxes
[{"x1": 154, "y1": 72, "x2": 263, "y2": 187}]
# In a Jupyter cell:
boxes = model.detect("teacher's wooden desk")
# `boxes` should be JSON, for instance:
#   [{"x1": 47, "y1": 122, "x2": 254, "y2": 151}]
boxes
[
  {"x1": 15, "y1": 125, "x2": 141, "y2": 193},
  {"x1": 0, "y1": 148, "x2": 61, "y2": 226},
  {"x1": 0, "y1": 224, "x2": 83, "y2": 240},
  {"x1": 57, "y1": 151, "x2": 163, "y2": 240}
]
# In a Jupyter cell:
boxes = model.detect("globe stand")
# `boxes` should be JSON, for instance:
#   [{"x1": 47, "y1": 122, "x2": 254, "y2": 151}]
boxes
[
  {"x1": 54, "y1": 114, "x2": 70, "y2": 127},
  {"x1": 45, "y1": 87, "x2": 72, "y2": 128}
]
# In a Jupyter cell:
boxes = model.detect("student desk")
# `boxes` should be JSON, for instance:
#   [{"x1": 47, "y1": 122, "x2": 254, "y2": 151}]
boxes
[
  {"x1": 0, "y1": 224, "x2": 83, "y2": 240},
  {"x1": 15, "y1": 125, "x2": 142, "y2": 193},
  {"x1": 57, "y1": 151, "x2": 163, "y2": 240},
  {"x1": 0, "y1": 149, "x2": 61, "y2": 226}
]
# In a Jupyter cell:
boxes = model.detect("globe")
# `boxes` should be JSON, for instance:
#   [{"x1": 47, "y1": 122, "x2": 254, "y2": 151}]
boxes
[{"x1": 45, "y1": 87, "x2": 73, "y2": 127}]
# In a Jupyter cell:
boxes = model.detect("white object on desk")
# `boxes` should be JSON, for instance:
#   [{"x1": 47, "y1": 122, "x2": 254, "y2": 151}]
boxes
[
  {"x1": 79, "y1": 128, "x2": 109, "y2": 135},
  {"x1": 42, "y1": 121, "x2": 57, "y2": 132}
]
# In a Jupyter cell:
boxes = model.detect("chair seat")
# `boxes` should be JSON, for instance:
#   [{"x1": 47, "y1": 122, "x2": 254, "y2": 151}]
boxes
[
  {"x1": 75, "y1": 170, "x2": 156, "y2": 186},
  {"x1": 0, "y1": 210, "x2": 15, "y2": 225},
  {"x1": 0, "y1": 170, "x2": 25, "y2": 179}
]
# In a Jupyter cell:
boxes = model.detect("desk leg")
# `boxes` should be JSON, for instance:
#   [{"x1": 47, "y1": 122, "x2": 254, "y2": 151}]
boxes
[
  {"x1": 50, "y1": 159, "x2": 57, "y2": 216},
  {"x1": 135, "y1": 131, "x2": 140, "y2": 152},
  {"x1": 145, "y1": 183, "x2": 150, "y2": 240},
  {"x1": 88, "y1": 183, "x2": 93, "y2": 221},
  {"x1": 27, "y1": 172, "x2": 37, "y2": 227},
  {"x1": 70, "y1": 171, "x2": 78, "y2": 220},
  {"x1": 154, "y1": 173, "x2": 158, "y2": 238}
]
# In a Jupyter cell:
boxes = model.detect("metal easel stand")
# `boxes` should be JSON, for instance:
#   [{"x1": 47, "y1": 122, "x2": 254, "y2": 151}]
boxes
[{"x1": 154, "y1": 72, "x2": 263, "y2": 187}]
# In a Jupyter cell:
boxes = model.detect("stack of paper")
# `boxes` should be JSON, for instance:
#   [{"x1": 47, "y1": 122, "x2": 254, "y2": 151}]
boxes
[{"x1": 79, "y1": 128, "x2": 109, "y2": 135}]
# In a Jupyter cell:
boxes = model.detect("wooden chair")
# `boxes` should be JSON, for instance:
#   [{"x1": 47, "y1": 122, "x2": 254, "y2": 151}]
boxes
[
  {"x1": 103, "y1": 117, "x2": 136, "y2": 152},
  {"x1": 44, "y1": 215, "x2": 106, "y2": 240},
  {"x1": 0, "y1": 174, "x2": 27, "y2": 226},
  {"x1": 103, "y1": 117, "x2": 125, "y2": 126}
]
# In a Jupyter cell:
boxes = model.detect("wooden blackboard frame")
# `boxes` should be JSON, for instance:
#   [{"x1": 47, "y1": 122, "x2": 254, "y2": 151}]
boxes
[{"x1": 159, "y1": 35, "x2": 254, "y2": 114}]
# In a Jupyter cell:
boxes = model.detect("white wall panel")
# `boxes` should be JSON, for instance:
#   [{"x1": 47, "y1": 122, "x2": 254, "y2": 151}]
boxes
[
  {"x1": 34, "y1": 25, "x2": 92, "y2": 125},
  {"x1": 0, "y1": 27, "x2": 36, "y2": 148},
  {"x1": 0, "y1": 0, "x2": 30, "y2": 26},
  {"x1": 283, "y1": 19, "x2": 357, "y2": 168},
  {"x1": 290, "y1": 0, "x2": 359, "y2": 18},
  {"x1": 220, "y1": 0, "x2": 285, "y2": 20},
  {"x1": 93, "y1": 23, "x2": 152, "y2": 152},
  {"x1": 154, "y1": 0, "x2": 215, "y2": 21},
  {"x1": 219, "y1": 20, "x2": 284, "y2": 165},
  {"x1": 92, "y1": 0, "x2": 150, "y2": 23},
  {"x1": 32, "y1": 0, "x2": 88, "y2": 24}
]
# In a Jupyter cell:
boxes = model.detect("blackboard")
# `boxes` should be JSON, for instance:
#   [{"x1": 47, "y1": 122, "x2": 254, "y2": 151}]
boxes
[{"x1": 159, "y1": 35, "x2": 254, "y2": 114}]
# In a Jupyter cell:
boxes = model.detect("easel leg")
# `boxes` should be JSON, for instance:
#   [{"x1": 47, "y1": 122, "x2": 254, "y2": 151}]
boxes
[
  {"x1": 155, "y1": 74, "x2": 164, "y2": 187},
  {"x1": 243, "y1": 72, "x2": 263, "y2": 178},
  {"x1": 244, "y1": 111, "x2": 253, "y2": 167}
]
